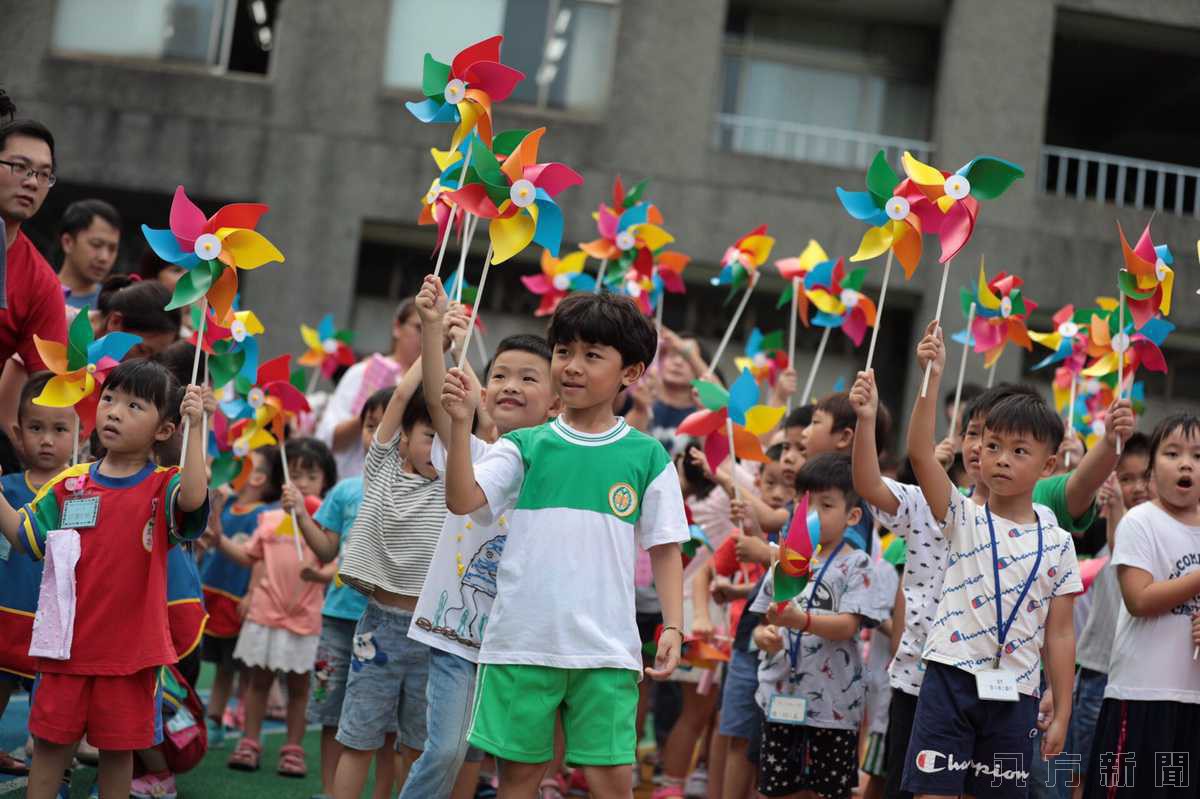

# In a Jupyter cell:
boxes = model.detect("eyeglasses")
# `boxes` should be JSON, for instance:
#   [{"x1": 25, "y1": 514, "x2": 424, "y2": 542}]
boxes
[{"x1": 0, "y1": 159, "x2": 56, "y2": 187}]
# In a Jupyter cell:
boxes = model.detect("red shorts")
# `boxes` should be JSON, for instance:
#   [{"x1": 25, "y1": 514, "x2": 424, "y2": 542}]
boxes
[{"x1": 31, "y1": 668, "x2": 162, "y2": 750}]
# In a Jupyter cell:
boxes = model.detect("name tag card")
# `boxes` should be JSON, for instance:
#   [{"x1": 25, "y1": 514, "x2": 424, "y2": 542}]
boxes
[
  {"x1": 767, "y1": 694, "x2": 808, "y2": 725},
  {"x1": 976, "y1": 668, "x2": 1019, "y2": 702},
  {"x1": 61, "y1": 496, "x2": 100, "y2": 529}
]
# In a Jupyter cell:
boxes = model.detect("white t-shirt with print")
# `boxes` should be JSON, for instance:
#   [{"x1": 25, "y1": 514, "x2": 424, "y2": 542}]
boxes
[
  {"x1": 472, "y1": 417, "x2": 689, "y2": 672},
  {"x1": 408, "y1": 435, "x2": 504, "y2": 663},
  {"x1": 1105, "y1": 502, "x2": 1200, "y2": 704},
  {"x1": 922, "y1": 490, "x2": 1082, "y2": 696},
  {"x1": 750, "y1": 544, "x2": 884, "y2": 731}
]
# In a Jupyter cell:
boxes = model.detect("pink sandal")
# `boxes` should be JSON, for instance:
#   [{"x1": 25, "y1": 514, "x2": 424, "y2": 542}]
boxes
[
  {"x1": 277, "y1": 743, "x2": 307, "y2": 778},
  {"x1": 226, "y1": 737, "x2": 261, "y2": 771}
]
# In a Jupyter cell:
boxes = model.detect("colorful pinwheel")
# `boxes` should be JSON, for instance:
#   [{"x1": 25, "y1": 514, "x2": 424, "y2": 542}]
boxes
[
  {"x1": 959, "y1": 259, "x2": 1037, "y2": 367},
  {"x1": 619, "y1": 268, "x2": 658, "y2": 316},
  {"x1": 190, "y1": 305, "x2": 265, "y2": 389},
  {"x1": 676, "y1": 368, "x2": 785, "y2": 472},
  {"x1": 1065, "y1": 374, "x2": 1145, "y2": 449},
  {"x1": 580, "y1": 177, "x2": 673, "y2": 282},
  {"x1": 418, "y1": 177, "x2": 457, "y2": 252},
  {"x1": 711, "y1": 225, "x2": 775, "y2": 298},
  {"x1": 443, "y1": 129, "x2": 583, "y2": 263},
  {"x1": 1081, "y1": 314, "x2": 1172, "y2": 383},
  {"x1": 521, "y1": 250, "x2": 594, "y2": 316},
  {"x1": 405, "y1": 36, "x2": 524, "y2": 148},
  {"x1": 32, "y1": 309, "x2": 141, "y2": 438},
  {"x1": 1117, "y1": 221, "x2": 1174, "y2": 330},
  {"x1": 208, "y1": 409, "x2": 272, "y2": 491},
  {"x1": 773, "y1": 493, "x2": 821, "y2": 602},
  {"x1": 836, "y1": 151, "x2": 924, "y2": 277},
  {"x1": 775, "y1": 239, "x2": 831, "y2": 325},
  {"x1": 1029, "y1": 304, "x2": 1090, "y2": 373},
  {"x1": 898, "y1": 152, "x2": 1024, "y2": 264},
  {"x1": 219, "y1": 355, "x2": 308, "y2": 435},
  {"x1": 655, "y1": 250, "x2": 691, "y2": 296},
  {"x1": 804, "y1": 257, "x2": 878, "y2": 347},
  {"x1": 735, "y1": 329, "x2": 788, "y2": 385},
  {"x1": 141, "y1": 186, "x2": 285, "y2": 320},
  {"x1": 300, "y1": 314, "x2": 356, "y2": 380}
]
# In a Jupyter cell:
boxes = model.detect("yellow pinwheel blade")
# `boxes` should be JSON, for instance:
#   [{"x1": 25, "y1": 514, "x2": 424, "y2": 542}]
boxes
[
  {"x1": 217, "y1": 228, "x2": 285, "y2": 269},
  {"x1": 431, "y1": 147, "x2": 460, "y2": 173},
  {"x1": 740, "y1": 235, "x2": 776, "y2": 266},
  {"x1": 245, "y1": 426, "x2": 277, "y2": 449},
  {"x1": 34, "y1": 372, "x2": 92, "y2": 408},
  {"x1": 807, "y1": 289, "x2": 845, "y2": 316},
  {"x1": 902, "y1": 151, "x2": 945, "y2": 187},
  {"x1": 849, "y1": 226, "x2": 893, "y2": 263},
  {"x1": 734, "y1": 357, "x2": 754, "y2": 374},
  {"x1": 745, "y1": 405, "x2": 786, "y2": 436},
  {"x1": 558, "y1": 250, "x2": 588, "y2": 275},
  {"x1": 935, "y1": 195, "x2": 956, "y2": 213},
  {"x1": 1027, "y1": 330, "x2": 1062, "y2": 351},
  {"x1": 1095, "y1": 296, "x2": 1119, "y2": 311},
  {"x1": 238, "y1": 311, "x2": 265, "y2": 336},
  {"x1": 977, "y1": 258, "x2": 1001, "y2": 310},
  {"x1": 301, "y1": 324, "x2": 323, "y2": 351},
  {"x1": 1082, "y1": 352, "x2": 1118, "y2": 377},
  {"x1": 797, "y1": 239, "x2": 829, "y2": 272},
  {"x1": 490, "y1": 211, "x2": 536, "y2": 265},
  {"x1": 1160, "y1": 265, "x2": 1174, "y2": 315},
  {"x1": 633, "y1": 223, "x2": 674, "y2": 252}
]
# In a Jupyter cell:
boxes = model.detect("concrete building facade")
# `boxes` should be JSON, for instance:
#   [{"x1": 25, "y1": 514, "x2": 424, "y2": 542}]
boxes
[{"x1": 5, "y1": 0, "x2": 1200, "y2": 445}]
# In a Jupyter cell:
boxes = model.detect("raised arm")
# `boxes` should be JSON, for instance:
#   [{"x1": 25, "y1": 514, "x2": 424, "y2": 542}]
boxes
[
  {"x1": 906, "y1": 321, "x2": 953, "y2": 524},
  {"x1": 376, "y1": 355, "x2": 425, "y2": 445},
  {"x1": 283, "y1": 483, "x2": 339, "y2": 562},
  {"x1": 1064, "y1": 399, "x2": 1132, "y2": 520},
  {"x1": 850, "y1": 369, "x2": 899, "y2": 516},
  {"x1": 417, "y1": 275, "x2": 453, "y2": 443},
  {"x1": 442, "y1": 367, "x2": 488, "y2": 515},
  {"x1": 177, "y1": 385, "x2": 209, "y2": 512}
]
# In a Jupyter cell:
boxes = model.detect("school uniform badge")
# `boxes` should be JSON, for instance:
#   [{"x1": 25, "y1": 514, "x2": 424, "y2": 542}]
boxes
[{"x1": 608, "y1": 483, "x2": 638, "y2": 518}]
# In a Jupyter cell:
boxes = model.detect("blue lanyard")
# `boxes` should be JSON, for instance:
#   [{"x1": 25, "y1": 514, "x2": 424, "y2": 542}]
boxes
[
  {"x1": 786, "y1": 539, "x2": 846, "y2": 673},
  {"x1": 984, "y1": 504, "x2": 1043, "y2": 667}
]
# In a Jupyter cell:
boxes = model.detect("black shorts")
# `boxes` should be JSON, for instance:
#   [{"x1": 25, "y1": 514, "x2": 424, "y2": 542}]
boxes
[
  {"x1": 200, "y1": 633, "x2": 238, "y2": 669},
  {"x1": 1083, "y1": 698, "x2": 1200, "y2": 799},
  {"x1": 900, "y1": 661, "x2": 1039, "y2": 799},
  {"x1": 885, "y1": 687, "x2": 918, "y2": 799},
  {"x1": 758, "y1": 721, "x2": 858, "y2": 799}
]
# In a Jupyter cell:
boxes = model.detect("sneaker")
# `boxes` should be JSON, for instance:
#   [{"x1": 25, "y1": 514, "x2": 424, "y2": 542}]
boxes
[
  {"x1": 683, "y1": 765, "x2": 708, "y2": 797},
  {"x1": 566, "y1": 769, "x2": 590, "y2": 796},
  {"x1": 206, "y1": 716, "x2": 226, "y2": 749},
  {"x1": 130, "y1": 771, "x2": 178, "y2": 799}
]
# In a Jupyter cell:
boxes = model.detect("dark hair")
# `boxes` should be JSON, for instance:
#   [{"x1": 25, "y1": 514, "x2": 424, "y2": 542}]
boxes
[
  {"x1": 945, "y1": 382, "x2": 985, "y2": 408},
  {"x1": 547, "y1": 293, "x2": 657, "y2": 368},
  {"x1": 677, "y1": 441, "x2": 716, "y2": 499},
  {"x1": 361, "y1": 388, "x2": 392, "y2": 424},
  {"x1": 765, "y1": 442, "x2": 784, "y2": 461},
  {"x1": 814, "y1": 392, "x2": 891, "y2": 454},
  {"x1": 103, "y1": 359, "x2": 181, "y2": 418},
  {"x1": 59, "y1": 199, "x2": 122, "y2": 239},
  {"x1": 983, "y1": 392, "x2": 1064, "y2": 453},
  {"x1": 961, "y1": 383, "x2": 1040, "y2": 436},
  {"x1": 1119, "y1": 432, "x2": 1151, "y2": 466},
  {"x1": 0, "y1": 117, "x2": 56, "y2": 170},
  {"x1": 97, "y1": 274, "x2": 181, "y2": 334},
  {"x1": 0, "y1": 90, "x2": 14, "y2": 123},
  {"x1": 17, "y1": 371, "x2": 56, "y2": 423},
  {"x1": 254, "y1": 446, "x2": 285, "y2": 504},
  {"x1": 1148, "y1": 414, "x2": 1200, "y2": 466},
  {"x1": 795, "y1": 452, "x2": 860, "y2": 508},
  {"x1": 485, "y1": 333, "x2": 552, "y2": 377},
  {"x1": 400, "y1": 384, "x2": 434, "y2": 433},
  {"x1": 783, "y1": 404, "x2": 814, "y2": 431},
  {"x1": 947, "y1": 453, "x2": 967, "y2": 487},
  {"x1": 395, "y1": 298, "x2": 418, "y2": 324},
  {"x1": 151, "y1": 341, "x2": 205, "y2": 386},
  {"x1": 284, "y1": 437, "x2": 337, "y2": 497}
]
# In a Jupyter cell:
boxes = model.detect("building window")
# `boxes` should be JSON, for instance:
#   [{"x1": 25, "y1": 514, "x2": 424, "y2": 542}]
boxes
[
  {"x1": 50, "y1": 0, "x2": 277, "y2": 75},
  {"x1": 384, "y1": 0, "x2": 619, "y2": 113},
  {"x1": 717, "y1": 1, "x2": 938, "y2": 168}
]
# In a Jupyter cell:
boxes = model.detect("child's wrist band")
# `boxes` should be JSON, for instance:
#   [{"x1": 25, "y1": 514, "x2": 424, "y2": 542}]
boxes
[
  {"x1": 661, "y1": 625, "x2": 683, "y2": 639},
  {"x1": 801, "y1": 612, "x2": 812, "y2": 633}
]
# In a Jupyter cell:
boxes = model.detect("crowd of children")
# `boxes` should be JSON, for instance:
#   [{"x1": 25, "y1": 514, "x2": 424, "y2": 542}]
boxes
[{"x1": 0, "y1": 261, "x2": 1196, "y2": 799}]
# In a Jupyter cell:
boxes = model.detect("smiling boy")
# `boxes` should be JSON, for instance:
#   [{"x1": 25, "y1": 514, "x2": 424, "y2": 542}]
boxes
[{"x1": 443, "y1": 293, "x2": 688, "y2": 798}]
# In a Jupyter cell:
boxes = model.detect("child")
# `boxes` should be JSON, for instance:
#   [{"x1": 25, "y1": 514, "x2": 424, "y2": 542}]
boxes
[
  {"x1": 199, "y1": 447, "x2": 282, "y2": 746},
  {"x1": 215, "y1": 438, "x2": 336, "y2": 777},
  {"x1": 749, "y1": 452, "x2": 884, "y2": 799},
  {"x1": 399, "y1": 278, "x2": 558, "y2": 798},
  {"x1": 804, "y1": 391, "x2": 890, "y2": 459},
  {"x1": 0, "y1": 373, "x2": 77, "y2": 775},
  {"x1": 1083, "y1": 415, "x2": 1200, "y2": 798},
  {"x1": 0, "y1": 360, "x2": 209, "y2": 799},
  {"x1": 902, "y1": 322, "x2": 1081, "y2": 799},
  {"x1": 443, "y1": 292, "x2": 689, "y2": 797},
  {"x1": 328, "y1": 361, "x2": 445, "y2": 799},
  {"x1": 299, "y1": 388, "x2": 392, "y2": 799},
  {"x1": 861, "y1": 550, "x2": 901, "y2": 799}
]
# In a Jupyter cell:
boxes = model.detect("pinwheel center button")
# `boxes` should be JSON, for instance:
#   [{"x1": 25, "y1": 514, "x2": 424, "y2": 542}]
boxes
[
  {"x1": 840, "y1": 289, "x2": 859, "y2": 309},
  {"x1": 1058, "y1": 321, "x2": 1079, "y2": 338},
  {"x1": 885, "y1": 196, "x2": 910, "y2": 221},
  {"x1": 322, "y1": 338, "x2": 339, "y2": 354},
  {"x1": 615, "y1": 230, "x2": 636, "y2": 251},
  {"x1": 1155, "y1": 258, "x2": 1169, "y2": 281},
  {"x1": 552, "y1": 274, "x2": 572, "y2": 291},
  {"x1": 944, "y1": 174, "x2": 971, "y2": 200},
  {"x1": 1000, "y1": 296, "x2": 1013, "y2": 317},
  {"x1": 444, "y1": 79, "x2": 467, "y2": 105},
  {"x1": 509, "y1": 179, "x2": 536, "y2": 208},
  {"x1": 233, "y1": 440, "x2": 250, "y2": 458},
  {"x1": 247, "y1": 388, "x2": 265, "y2": 408},
  {"x1": 194, "y1": 233, "x2": 222, "y2": 260},
  {"x1": 231, "y1": 321, "x2": 248, "y2": 342},
  {"x1": 1111, "y1": 332, "x2": 1130, "y2": 354},
  {"x1": 86, "y1": 363, "x2": 97, "y2": 374}
]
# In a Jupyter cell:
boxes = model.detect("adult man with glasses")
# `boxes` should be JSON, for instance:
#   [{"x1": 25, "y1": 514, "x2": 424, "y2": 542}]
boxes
[{"x1": 0, "y1": 116, "x2": 70, "y2": 429}]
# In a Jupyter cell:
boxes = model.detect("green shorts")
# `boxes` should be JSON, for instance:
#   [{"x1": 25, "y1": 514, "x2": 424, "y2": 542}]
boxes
[{"x1": 467, "y1": 663, "x2": 638, "y2": 766}]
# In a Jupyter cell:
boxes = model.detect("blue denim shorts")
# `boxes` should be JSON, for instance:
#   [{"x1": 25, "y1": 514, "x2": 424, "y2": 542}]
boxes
[
  {"x1": 1067, "y1": 668, "x2": 1107, "y2": 776},
  {"x1": 719, "y1": 648, "x2": 763, "y2": 742},
  {"x1": 307, "y1": 615, "x2": 357, "y2": 728},
  {"x1": 335, "y1": 601, "x2": 431, "y2": 751}
]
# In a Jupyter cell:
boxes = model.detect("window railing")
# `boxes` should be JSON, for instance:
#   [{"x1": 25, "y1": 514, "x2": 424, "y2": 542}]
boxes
[
  {"x1": 714, "y1": 113, "x2": 934, "y2": 170},
  {"x1": 1041, "y1": 145, "x2": 1200, "y2": 218}
]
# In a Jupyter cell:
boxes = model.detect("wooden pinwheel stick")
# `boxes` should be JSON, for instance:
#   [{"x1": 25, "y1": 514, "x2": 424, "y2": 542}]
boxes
[
  {"x1": 864, "y1": 249, "x2": 894, "y2": 373},
  {"x1": 71, "y1": 412, "x2": 79, "y2": 467},
  {"x1": 707, "y1": 272, "x2": 760, "y2": 379},
  {"x1": 453, "y1": 215, "x2": 480, "y2": 304},
  {"x1": 800, "y1": 326, "x2": 831, "y2": 408},
  {"x1": 306, "y1": 366, "x2": 321, "y2": 396},
  {"x1": 920, "y1": 257, "x2": 954, "y2": 398},
  {"x1": 457, "y1": 244, "x2": 495, "y2": 371},
  {"x1": 179, "y1": 297, "x2": 209, "y2": 470},
  {"x1": 593, "y1": 258, "x2": 609, "y2": 294},
  {"x1": 786, "y1": 277, "x2": 799, "y2": 412},
  {"x1": 278, "y1": 436, "x2": 304, "y2": 560},
  {"x1": 986, "y1": 358, "x2": 998, "y2": 389},
  {"x1": 201, "y1": 355, "x2": 209, "y2": 461},
  {"x1": 433, "y1": 140, "x2": 474, "y2": 280},
  {"x1": 948, "y1": 301, "x2": 977, "y2": 441},
  {"x1": 725, "y1": 417, "x2": 740, "y2": 504},
  {"x1": 1065, "y1": 375, "x2": 1078, "y2": 470},
  {"x1": 1116, "y1": 281, "x2": 1125, "y2": 456}
]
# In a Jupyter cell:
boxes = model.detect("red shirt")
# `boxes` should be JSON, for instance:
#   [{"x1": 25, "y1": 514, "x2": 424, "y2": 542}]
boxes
[
  {"x1": 20, "y1": 462, "x2": 209, "y2": 675},
  {"x1": 2, "y1": 230, "x2": 68, "y2": 370},
  {"x1": 711, "y1": 534, "x2": 766, "y2": 635}
]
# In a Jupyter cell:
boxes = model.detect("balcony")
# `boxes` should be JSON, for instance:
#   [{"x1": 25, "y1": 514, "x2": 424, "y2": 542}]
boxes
[
  {"x1": 1041, "y1": 146, "x2": 1200, "y2": 218},
  {"x1": 715, "y1": 113, "x2": 934, "y2": 170}
]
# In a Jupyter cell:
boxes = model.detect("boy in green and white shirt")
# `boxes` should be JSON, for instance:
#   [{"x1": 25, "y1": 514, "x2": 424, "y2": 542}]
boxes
[{"x1": 443, "y1": 293, "x2": 688, "y2": 796}]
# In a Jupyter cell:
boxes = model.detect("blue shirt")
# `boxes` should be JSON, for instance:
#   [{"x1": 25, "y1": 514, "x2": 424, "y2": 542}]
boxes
[
  {"x1": 0, "y1": 472, "x2": 42, "y2": 614},
  {"x1": 313, "y1": 477, "x2": 367, "y2": 621},
  {"x1": 63, "y1": 285, "x2": 100, "y2": 310},
  {"x1": 200, "y1": 502, "x2": 274, "y2": 599}
]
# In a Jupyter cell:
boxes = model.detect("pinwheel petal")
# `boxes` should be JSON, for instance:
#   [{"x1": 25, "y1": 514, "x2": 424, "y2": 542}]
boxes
[
  {"x1": 407, "y1": 97, "x2": 457, "y2": 123},
  {"x1": 865, "y1": 150, "x2": 901, "y2": 202},
  {"x1": 677, "y1": 408, "x2": 726, "y2": 437},
  {"x1": 1117, "y1": 223, "x2": 1155, "y2": 277},
  {"x1": 34, "y1": 374, "x2": 91, "y2": 408},
  {"x1": 616, "y1": 203, "x2": 650, "y2": 232},
  {"x1": 842, "y1": 310, "x2": 868, "y2": 347},
  {"x1": 959, "y1": 156, "x2": 1024, "y2": 199},
  {"x1": 462, "y1": 59, "x2": 524, "y2": 103},
  {"x1": 901, "y1": 151, "x2": 946, "y2": 187},
  {"x1": 444, "y1": 184, "x2": 502, "y2": 218},
  {"x1": 1160, "y1": 266, "x2": 1174, "y2": 316},
  {"x1": 1028, "y1": 330, "x2": 1062, "y2": 352},
  {"x1": 739, "y1": 234, "x2": 776, "y2": 267},
  {"x1": 836, "y1": 188, "x2": 888, "y2": 225},
  {"x1": 452, "y1": 35, "x2": 503, "y2": 78},
  {"x1": 501, "y1": 127, "x2": 545, "y2": 184},
  {"x1": 34, "y1": 336, "x2": 69, "y2": 375},
  {"x1": 490, "y1": 211, "x2": 536, "y2": 264},
  {"x1": 692, "y1": 380, "x2": 729, "y2": 412},
  {"x1": 207, "y1": 203, "x2": 268, "y2": 232},
  {"x1": 169, "y1": 185, "x2": 207, "y2": 243},
  {"x1": 525, "y1": 162, "x2": 584, "y2": 198},
  {"x1": 88, "y1": 332, "x2": 141, "y2": 366},
  {"x1": 521, "y1": 274, "x2": 552, "y2": 294},
  {"x1": 937, "y1": 200, "x2": 976, "y2": 263},
  {"x1": 731, "y1": 424, "x2": 768, "y2": 463},
  {"x1": 142, "y1": 225, "x2": 200, "y2": 266},
  {"x1": 635, "y1": 223, "x2": 674, "y2": 252},
  {"x1": 301, "y1": 324, "x2": 323, "y2": 352},
  {"x1": 218, "y1": 228, "x2": 285, "y2": 270},
  {"x1": 976, "y1": 260, "x2": 1001, "y2": 310},
  {"x1": 728, "y1": 369, "x2": 760, "y2": 425},
  {"x1": 704, "y1": 430, "x2": 729, "y2": 474},
  {"x1": 531, "y1": 197, "x2": 564, "y2": 256},
  {"x1": 266, "y1": 381, "x2": 311, "y2": 414},
  {"x1": 207, "y1": 265, "x2": 239, "y2": 321},
  {"x1": 850, "y1": 226, "x2": 893, "y2": 263},
  {"x1": 892, "y1": 221, "x2": 922, "y2": 279}
]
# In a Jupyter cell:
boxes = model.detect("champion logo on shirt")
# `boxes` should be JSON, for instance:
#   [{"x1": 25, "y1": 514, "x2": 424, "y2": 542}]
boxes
[
  {"x1": 996, "y1": 557, "x2": 1012, "y2": 569},
  {"x1": 971, "y1": 594, "x2": 989, "y2": 609},
  {"x1": 1026, "y1": 598, "x2": 1042, "y2": 612},
  {"x1": 1007, "y1": 527, "x2": 1023, "y2": 537}
]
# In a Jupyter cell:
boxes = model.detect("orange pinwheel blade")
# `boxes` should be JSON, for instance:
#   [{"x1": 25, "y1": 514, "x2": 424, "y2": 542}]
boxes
[
  {"x1": 33, "y1": 336, "x2": 69, "y2": 375},
  {"x1": 500, "y1": 127, "x2": 545, "y2": 185}
]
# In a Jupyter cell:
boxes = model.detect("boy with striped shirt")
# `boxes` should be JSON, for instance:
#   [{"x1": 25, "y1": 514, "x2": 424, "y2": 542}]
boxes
[{"x1": 443, "y1": 293, "x2": 689, "y2": 798}]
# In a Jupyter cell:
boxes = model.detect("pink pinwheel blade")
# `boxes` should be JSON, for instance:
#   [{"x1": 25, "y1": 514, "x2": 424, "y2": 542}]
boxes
[
  {"x1": 521, "y1": 274, "x2": 552, "y2": 294},
  {"x1": 1132, "y1": 223, "x2": 1157, "y2": 263},
  {"x1": 972, "y1": 319, "x2": 1005, "y2": 353},
  {"x1": 596, "y1": 206, "x2": 618, "y2": 240},
  {"x1": 704, "y1": 431, "x2": 729, "y2": 474},
  {"x1": 937, "y1": 199, "x2": 977, "y2": 263},
  {"x1": 461, "y1": 60, "x2": 524, "y2": 103},
  {"x1": 169, "y1": 186, "x2": 207, "y2": 244},
  {"x1": 843, "y1": 311, "x2": 867, "y2": 347},
  {"x1": 525, "y1": 162, "x2": 584, "y2": 198}
]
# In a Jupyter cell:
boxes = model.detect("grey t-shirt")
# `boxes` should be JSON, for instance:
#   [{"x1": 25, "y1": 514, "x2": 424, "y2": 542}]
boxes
[{"x1": 1075, "y1": 545, "x2": 1120, "y2": 673}]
